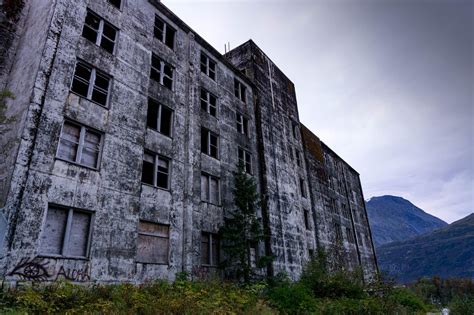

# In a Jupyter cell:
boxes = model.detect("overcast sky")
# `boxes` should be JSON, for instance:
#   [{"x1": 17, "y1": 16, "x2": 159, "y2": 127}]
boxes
[{"x1": 162, "y1": 0, "x2": 473, "y2": 223}]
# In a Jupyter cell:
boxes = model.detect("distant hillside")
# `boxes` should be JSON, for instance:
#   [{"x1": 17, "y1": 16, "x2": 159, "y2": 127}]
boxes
[
  {"x1": 366, "y1": 195, "x2": 447, "y2": 246},
  {"x1": 377, "y1": 213, "x2": 474, "y2": 283}
]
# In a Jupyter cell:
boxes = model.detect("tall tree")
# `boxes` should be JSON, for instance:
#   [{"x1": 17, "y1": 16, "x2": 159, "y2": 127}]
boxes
[{"x1": 219, "y1": 163, "x2": 267, "y2": 283}]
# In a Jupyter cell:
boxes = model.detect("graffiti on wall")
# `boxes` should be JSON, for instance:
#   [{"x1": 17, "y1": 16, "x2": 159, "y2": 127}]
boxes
[{"x1": 7, "y1": 257, "x2": 90, "y2": 282}]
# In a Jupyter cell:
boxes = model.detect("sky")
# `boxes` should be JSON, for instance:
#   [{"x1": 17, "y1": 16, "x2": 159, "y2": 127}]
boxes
[{"x1": 162, "y1": 0, "x2": 473, "y2": 223}]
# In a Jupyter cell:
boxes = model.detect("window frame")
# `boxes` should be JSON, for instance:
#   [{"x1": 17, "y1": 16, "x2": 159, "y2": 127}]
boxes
[
  {"x1": 200, "y1": 52, "x2": 216, "y2": 81},
  {"x1": 201, "y1": 172, "x2": 221, "y2": 206},
  {"x1": 39, "y1": 205, "x2": 94, "y2": 260},
  {"x1": 56, "y1": 120, "x2": 104, "y2": 170},
  {"x1": 238, "y1": 147, "x2": 252, "y2": 174},
  {"x1": 136, "y1": 220, "x2": 170, "y2": 264},
  {"x1": 107, "y1": 0, "x2": 123, "y2": 10},
  {"x1": 201, "y1": 231, "x2": 220, "y2": 267},
  {"x1": 147, "y1": 98, "x2": 174, "y2": 137},
  {"x1": 82, "y1": 10, "x2": 118, "y2": 54},
  {"x1": 150, "y1": 53, "x2": 174, "y2": 90},
  {"x1": 201, "y1": 127, "x2": 219, "y2": 159},
  {"x1": 234, "y1": 78, "x2": 246, "y2": 103},
  {"x1": 154, "y1": 15, "x2": 176, "y2": 50},
  {"x1": 236, "y1": 112, "x2": 249, "y2": 136},
  {"x1": 70, "y1": 60, "x2": 112, "y2": 107},
  {"x1": 200, "y1": 88, "x2": 217, "y2": 117},
  {"x1": 141, "y1": 151, "x2": 171, "y2": 190},
  {"x1": 304, "y1": 209, "x2": 310, "y2": 230},
  {"x1": 295, "y1": 148, "x2": 301, "y2": 167},
  {"x1": 300, "y1": 178, "x2": 307, "y2": 198}
]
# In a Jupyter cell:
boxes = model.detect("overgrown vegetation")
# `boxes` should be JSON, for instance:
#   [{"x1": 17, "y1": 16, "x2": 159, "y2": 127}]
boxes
[
  {"x1": 3, "y1": 253, "x2": 471, "y2": 314},
  {"x1": 219, "y1": 163, "x2": 271, "y2": 283}
]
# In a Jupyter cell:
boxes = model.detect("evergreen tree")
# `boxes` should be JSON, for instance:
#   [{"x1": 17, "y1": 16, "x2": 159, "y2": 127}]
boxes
[{"x1": 219, "y1": 163, "x2": 267, "y2": 283}]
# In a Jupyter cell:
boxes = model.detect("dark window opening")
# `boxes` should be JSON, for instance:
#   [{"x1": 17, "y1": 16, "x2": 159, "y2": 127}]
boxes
[
  {"x1": 146, "y1": 98, "x2": 173, "y2": 137},
  {"x1": 154, "y1": 15, "x2": 175, "y2": 49},
  {"x1": 201, "y1": 232, "x2": 219, "y2": 266}
]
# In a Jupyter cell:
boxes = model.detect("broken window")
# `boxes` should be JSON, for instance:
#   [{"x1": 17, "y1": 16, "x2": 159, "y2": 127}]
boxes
[
  {"x1": 200, "y1": 88, "x2": 217, "y2": 117},
  {"x1": 141, "y1": 151, "x2": 170, "y2": 190},
  {"x1": 295, "y1": 148, "x2": 301, "y2": 167},
  {"x1": 236, "y1": 113, "x2": 249, "y2": 136},
  {"x1": 151, "y1": 54, "x2": 174, "y2": 90},
  {"x1": 238, "y1": 147, "x2": 252, "y2": 174},
  {"x1": 57, "y1": 120, "x2": 102, "y2": 169},
  {"x1": 147, "y1": 98, "x2": 173, "y2": 137},
  {"x1": 201, "y1": 232, "x2": 219, "y2": 266},
  {"x1": 300, "y1": 178, "x2": 307, "y2": 198},
  {"x1": 39, "y1": 205, "x2": 92, "y2": 258},
  {"x1": 154, "y1": 15, "x2": 176, "y2": 49},
  {"x1": 201, "y1": 173, "x2": 220, "y2": 205},
  {"x1": 334, "y1": 222, "x2": 342, "y2": 242},
  {"x1": 137, "y1": 221, "x2": 169, "y2": 264},
  {"x1": 71, "y1": 60, "x2": 111, "y2": 106},
  {"x1": 201, "y1": 128, "x2": 219, "y2": 159},
  {"x1": 304, "y1": 209, "x2": 310, "y2": 230},
  {"x1": 82, "y1": 10, "x2": 118, "y2": 54},
  {"x1": 108, "y1": 0, "x2": 122, "y2": 9},
  {"x1": 292, "y1": 121, "x2": 299, "y2": 139},
  {"x1": 200, "y1": 52, "x2": 216, "y2": 80},
  {"x1": 234, "y1": 78, "x2": 246, "y2": 103}
]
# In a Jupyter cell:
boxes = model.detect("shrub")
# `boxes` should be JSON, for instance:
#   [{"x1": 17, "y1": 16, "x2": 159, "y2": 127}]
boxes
[
  {"x1": 449, "y1": 296, "x2": 474, "y2": 315},
  {"x1": 266, "y1": 282, "x2": 317, "y2": 314}
]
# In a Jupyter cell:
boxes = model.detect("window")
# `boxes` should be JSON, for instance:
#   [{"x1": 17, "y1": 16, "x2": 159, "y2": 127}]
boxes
[
  {"x1": 147, "y1": 98, "x2": 173, "y2": 137},
  {"x1": 334, "y1": 223, "x2": 342, "y2": 242},
  {"x1": 295, "y1": 148, "x2": 301, "y2": 167},
  {"x1": 200, "y1": 52, "x2": 216, "y2": 80},
  {"x1": 82, "y1": 10, "x2": 117, "y2": 54},
  {"x1": 236, "y1": 113, "x2": 249, "y2": 136},
  {"x1": 137, "y1": 221, "x2": 169, "y2": 264},
  {"x1": 300, "y1": 178, "x2": 307, "y2": 198},
  {"x1": 308, "y1": 249, "x2": 315, "y2": 257},
  {"x1": 56, "y1": 120, "x2": 102, "y2": 169},
  {"x1": 288, "y1": 145, "x2": 293, "y2": 161},
  {"x1": 200, "y1": 88, "x2": 217, "y2": 116},
  {"x1": 201, "y1": 128, "x2": 219, "y2": 159},
  {"x1": 151, "y1": 54, "x2": 174, "y2": 90},
  {"x1": 71, "y1": 61, "x2": 111, "y2": 106},
  {"x1": 39, "y1": 205, "x2": 92, "y2": 258},
  {"x1": 201, "y1": 232, "x2": 219, "y2": 266},
  {"x1": 234, "y1": 79, "x2": 246, "y2": 102},
  {"x1": 108, "y1": 0, "x2": 121, "y2": 9},
  {"x1": 304, "y1": 209, "x2": 310, "y2": 230},
  {"x1": 201, "y1": 173, "x2": 220, "y2": 205},
  {"x1": 346, "y1": 227, "x2": 355, "y2": 244},
  {"x1": 154, "y1": 15, "x2": 176, "y2": 49},
  {"x1": 238, "y1": 147, "x2": 252, "y2": 174},
  {"x1": 142, "y1": 151, "x2": 170, "y2": 189},
  {"x1": 292, "y1": 122, "x2": 299, "y2": 139}
]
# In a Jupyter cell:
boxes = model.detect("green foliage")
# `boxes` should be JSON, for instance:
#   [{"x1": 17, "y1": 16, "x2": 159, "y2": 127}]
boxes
[
  {"x1": 219, "y1": 163, "x2": 269, "y2": 283},
  {"x1": 409, "y1": 276, "x2": 474, "y2": 307},
  {"x1": 266, "y1": 282, "x2": 317, "y2": 314},
  {"x1": 299, "y1": 249, "x2": 366, "y2": 299},
  {"x1": 449, "y1": 296, "x2": 474, "y2": 315}
]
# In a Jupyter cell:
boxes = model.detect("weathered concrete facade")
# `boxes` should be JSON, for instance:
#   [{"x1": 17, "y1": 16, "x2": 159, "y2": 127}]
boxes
[{"x1": 0, "y1": 0, "x2": 376, "y2": 284}]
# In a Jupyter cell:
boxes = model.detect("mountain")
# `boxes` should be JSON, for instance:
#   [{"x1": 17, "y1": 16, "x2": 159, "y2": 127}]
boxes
[
  {"x1": 376, "y1": 213, "x2": 474, "y2": 283},
  {"x1": 366, "y1": 195, "x2": 448, "y2": 247}
]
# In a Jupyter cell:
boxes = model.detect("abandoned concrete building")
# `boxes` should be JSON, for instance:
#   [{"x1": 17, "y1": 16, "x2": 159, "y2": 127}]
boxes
[{"x1": 0, "y1": 0, "x2": 377, "y2": 283}]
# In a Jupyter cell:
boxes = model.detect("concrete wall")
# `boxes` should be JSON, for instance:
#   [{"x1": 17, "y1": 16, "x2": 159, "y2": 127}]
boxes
[
  {"x1": 226, "y1": 41, "x2": 317, "y2": 279},
  {"x1": 1, "y1": 0, "x2": 260, "y2": 284}
]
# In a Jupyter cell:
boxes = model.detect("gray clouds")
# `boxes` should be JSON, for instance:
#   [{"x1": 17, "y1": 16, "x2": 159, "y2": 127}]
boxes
[{"x1": 163, "y1": 0, "x2": 473, "y2": 223}]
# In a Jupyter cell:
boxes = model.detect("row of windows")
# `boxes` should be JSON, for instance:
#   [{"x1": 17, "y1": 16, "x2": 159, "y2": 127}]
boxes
[
  {"x1": 39, "y1": 205, "x2": 219, "y2": 265},
  {"x1": 81, "y1": 9, "x2": 247, "y2": 103},
  {"x1": 56, "y1": 119, "x2": 252, "y2": 205}
]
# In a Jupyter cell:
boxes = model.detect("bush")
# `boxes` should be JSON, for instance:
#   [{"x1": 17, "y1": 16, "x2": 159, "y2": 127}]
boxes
[
  {"x1": 266, "y1": 282, "x2": 317, "y2": 314},
  {"x1": 449, "y1": 296, "x2": 474, "y2": 315}
]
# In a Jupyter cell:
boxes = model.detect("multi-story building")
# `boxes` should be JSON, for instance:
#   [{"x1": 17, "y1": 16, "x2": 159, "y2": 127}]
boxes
[{"x1": 0, "y1": 0, "x2": 377, "y2": 283}]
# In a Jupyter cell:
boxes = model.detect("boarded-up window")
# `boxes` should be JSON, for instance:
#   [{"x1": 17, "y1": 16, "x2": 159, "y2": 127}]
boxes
[
  {"x1": 137, "y1": 221, "x2": 169, "y2": 264},
  {"x1": 39, "y1": 206, "x2": 92, "y2": 258},
  {"x1": 201, "y1": 232, "x2": 219, "y2": 266},
  {"x1": 57, "y1": 120, "x2": 102, "y2": 169}
]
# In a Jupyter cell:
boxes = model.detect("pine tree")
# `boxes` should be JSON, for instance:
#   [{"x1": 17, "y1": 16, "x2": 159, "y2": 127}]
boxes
[{"x1": 219, "y1": 163, "x2": 266, "y2": 283}]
